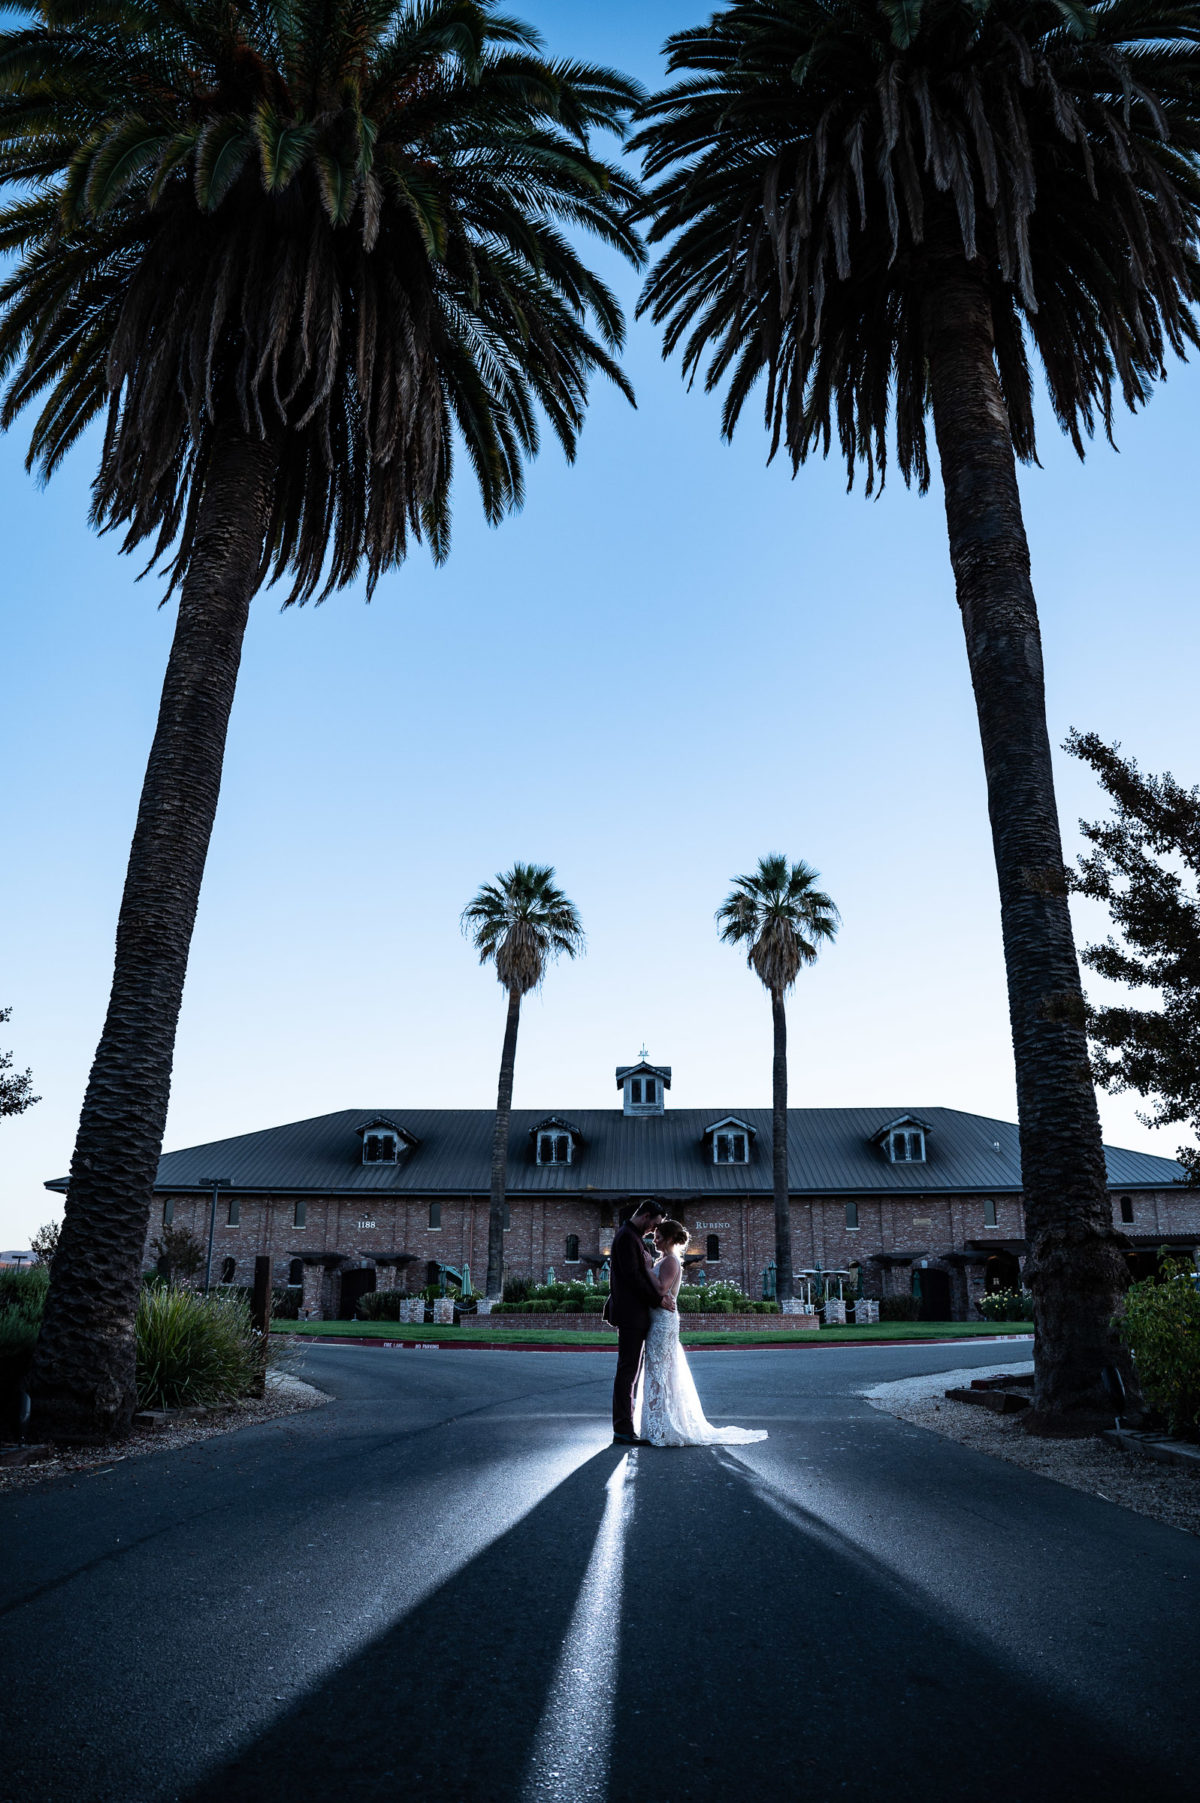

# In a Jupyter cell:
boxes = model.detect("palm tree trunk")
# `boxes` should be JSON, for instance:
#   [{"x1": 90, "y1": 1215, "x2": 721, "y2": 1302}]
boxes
[
  {"x1": 771, "y1": 987, "x2": 794, "y2": 1301},
  {"x1": 486, "y1": 985, "x2": 522, "y2": 1299},
  {"x1": 30, "y1": 424, "x2": 277, "y2": 1441},
  {"x1": 925, "y1": 260, "x2": 1132, "y2": 1430}
]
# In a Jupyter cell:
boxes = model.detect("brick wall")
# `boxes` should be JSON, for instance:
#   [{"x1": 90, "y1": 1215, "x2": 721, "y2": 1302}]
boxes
[{"x1": 142, "y1": 1185, "x2": 1198, "y2": 1320}]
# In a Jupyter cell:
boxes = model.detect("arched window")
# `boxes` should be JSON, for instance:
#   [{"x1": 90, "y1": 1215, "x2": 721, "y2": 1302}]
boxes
[
  {"x1": 220, "y1": 1256, "x2": 236, "y2": 1284},
  {"x1": 162, "y1": 1198, "x2": 174, "y2": 1225},
  {"x1": 983, "y1": 1199, "x2": 998, "y2": 1226},
  {"x1": 845, "y1": 1202, "x2": 859, "y2": 1229},
  {"x1": 429, "y1": 1201, "x2": 441, "y2": 1229},
  {"x1": 565, "y1": 1235, "x2": 580, "y2": 1262},
  {"x1": 226, "y1": 1196, "x2": 240, "y2": 1225},
  {"x1": 1119, "y1": 1195, "x2": 1134, "y2": 1224},
  {"x1": 501, "y1": 1202, "x2": 511, "y2": 1230},
  {"x1": 706, "y1": 1234, "x2": 720, "y2": 1261},
  {"x1": 288, "y1": 1258, "x2": 304, "y2": 1286},
  {"x1": 293, "y1": 1199, "x2": 307, "y2": 1228}
]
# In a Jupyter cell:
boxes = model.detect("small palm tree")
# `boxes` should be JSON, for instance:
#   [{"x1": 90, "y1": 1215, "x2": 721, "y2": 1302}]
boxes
[
  {"x1": 717, "y1": 856, "x2": 838, "y2": 1302},
  {"x1": 462, "y1": 865, "x2": 584, "y2": 1297},
  {"x1": 634, "y1": 0, "x2": 1200, "y2": 1427},
  {"x1": 1, "y1": 0, "x2": 642, "y2": 1440}
]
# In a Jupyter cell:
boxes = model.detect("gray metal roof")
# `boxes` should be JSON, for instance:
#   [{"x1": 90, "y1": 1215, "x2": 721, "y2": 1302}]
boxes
[{"x1": 45, "y1": 1105, "x2": 1186, "y2": 1198}]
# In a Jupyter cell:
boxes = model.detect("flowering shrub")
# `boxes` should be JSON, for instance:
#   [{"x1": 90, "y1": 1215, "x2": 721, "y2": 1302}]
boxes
[
  {"x1": 976, "y1": 1287, "x2": 1034, "y2": 1322},
  {"x1": 677, "y1": 1282, "x2": 760, "y2": 1313},
  {"x1": 1117, "y1": 1256, "x2": 1200, "y2": 1439}
]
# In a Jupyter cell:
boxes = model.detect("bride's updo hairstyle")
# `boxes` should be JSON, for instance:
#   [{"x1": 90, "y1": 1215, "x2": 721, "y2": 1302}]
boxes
[{"x1": 656, "y1": 1219, "x2": 689, "y2": 1248}]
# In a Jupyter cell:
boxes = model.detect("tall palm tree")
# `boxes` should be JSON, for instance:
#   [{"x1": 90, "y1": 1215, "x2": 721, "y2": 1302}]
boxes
[
  {"x1": 717, "y1": 856, "x2": 838, "y2": 1302},
  {"x1": 633, "y1": 0, "x2": 1200, "y2": 1429},
  {"x1": 462, "y1": 864, "x2": 584, "y2": 1297},
  {"x1": 1, "y1": 0, "x2": 643, "y2": 1440}
]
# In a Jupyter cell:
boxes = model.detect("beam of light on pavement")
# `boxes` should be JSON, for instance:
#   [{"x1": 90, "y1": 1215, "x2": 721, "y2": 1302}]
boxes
[
  {"x1": 520, "y1": 1453, "x2": 634, "y2": 1803},
  {"x1": 175, "y1": 1436, "x2": 606, "y2": 1801}
]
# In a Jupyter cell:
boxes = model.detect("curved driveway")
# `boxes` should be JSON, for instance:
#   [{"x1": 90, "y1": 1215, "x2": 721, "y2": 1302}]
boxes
[{"x1": 1, "y1": 1339, "x2": 1196, "y2": 1802}]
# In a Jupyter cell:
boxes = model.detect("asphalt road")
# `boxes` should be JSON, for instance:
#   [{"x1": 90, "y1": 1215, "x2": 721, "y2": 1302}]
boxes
[{"x1": 2, "y1": 1339, "x2": 1196, "y2": 1802}]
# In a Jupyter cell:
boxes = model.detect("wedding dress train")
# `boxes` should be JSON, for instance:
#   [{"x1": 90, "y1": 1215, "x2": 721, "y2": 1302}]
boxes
[{"x1": 636, "y1": 1305, "x2": 768, "y2": 1447}]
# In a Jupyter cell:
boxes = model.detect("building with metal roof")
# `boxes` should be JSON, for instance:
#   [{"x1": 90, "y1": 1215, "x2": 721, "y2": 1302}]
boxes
[{"x1": 47, "y1": 1065, "x2": 1197, "y2": 1322}]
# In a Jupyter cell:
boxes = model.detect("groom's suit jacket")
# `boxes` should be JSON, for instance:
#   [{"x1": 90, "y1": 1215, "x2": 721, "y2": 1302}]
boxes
[{"x1": 607, "y1": 1222, "x2": 663, "y2": 1333}]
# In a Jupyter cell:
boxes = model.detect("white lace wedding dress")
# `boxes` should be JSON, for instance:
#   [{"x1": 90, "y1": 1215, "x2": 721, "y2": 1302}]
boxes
[{"x1": 635, "y1": 1263, "x2": 768, "y2": 1448}]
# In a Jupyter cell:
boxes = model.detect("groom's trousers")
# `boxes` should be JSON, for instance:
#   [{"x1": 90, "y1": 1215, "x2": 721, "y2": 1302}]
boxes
[{"x1": 612, "y1": 1318, "x2": 649, "y2": 1438}]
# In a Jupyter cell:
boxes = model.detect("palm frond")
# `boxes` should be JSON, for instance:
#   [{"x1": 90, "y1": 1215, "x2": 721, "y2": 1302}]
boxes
[
  {"x1": 634, "y1": 0, "x2": 1200, "y2": 492},
  {"x1": 0, "y1": 0, "x2": 645, "y2": 600},
  {"x1": 461, "y1": 861, "x2": 584, "y2": 995},
  {"x1": 717, "y1": 852, "x2": 839, "y2": 994}
]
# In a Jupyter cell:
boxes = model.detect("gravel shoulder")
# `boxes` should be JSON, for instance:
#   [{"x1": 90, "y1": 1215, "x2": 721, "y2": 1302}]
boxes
[
  {"x1": 864, "y1": 1362, "x2": 1200, "y2": 1537},
  {"x1": 0, "y1": 1370, "x2": 327, "y2": 1494}
]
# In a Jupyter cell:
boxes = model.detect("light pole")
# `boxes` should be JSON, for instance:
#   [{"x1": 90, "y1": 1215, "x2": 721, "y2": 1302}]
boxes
[{"x1": 200, "y1": 1177, "x2": 232, "y2": 1294}]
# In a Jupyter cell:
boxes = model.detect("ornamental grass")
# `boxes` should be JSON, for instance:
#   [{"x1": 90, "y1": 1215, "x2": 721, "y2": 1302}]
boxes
[{"x1": 135, "y1": 1285, "x2": 272, "y2": 1411}]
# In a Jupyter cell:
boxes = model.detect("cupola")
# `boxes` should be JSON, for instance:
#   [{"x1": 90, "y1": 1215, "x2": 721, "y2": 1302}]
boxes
[
  {"x1": 616, "y1": 1057, "x2": 671, "y2": 1117},
  {"x1": 355, "y1": 1116, "x2": 418, "y2": 1166},
  {"x1": 870, "y1": 1115, "x2": 930, "y2": 1165},
  {"x1": 531, "y1": 1116, "x2": 583, "y2": 1166}
]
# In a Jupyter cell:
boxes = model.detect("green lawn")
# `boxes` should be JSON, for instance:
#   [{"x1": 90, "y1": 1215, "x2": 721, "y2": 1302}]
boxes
[{"x1": 274, "y1": 1318, "x2": 1033, "y2": 1347}]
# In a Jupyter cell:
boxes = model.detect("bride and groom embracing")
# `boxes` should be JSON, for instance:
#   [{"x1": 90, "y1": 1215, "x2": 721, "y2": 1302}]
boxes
[{"x1": 606, "y1": 1199, "x2": 767, "y2": 1449}]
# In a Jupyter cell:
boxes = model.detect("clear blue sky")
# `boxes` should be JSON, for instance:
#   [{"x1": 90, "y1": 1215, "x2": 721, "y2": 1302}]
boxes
[{"x1": 2, "y1": 0, "x2": 1197, "y2": 1245}]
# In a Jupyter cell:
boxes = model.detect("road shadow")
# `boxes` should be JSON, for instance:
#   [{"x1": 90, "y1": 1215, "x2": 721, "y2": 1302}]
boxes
[
  {"x1": 183, "y1": 1443, "x2": 1188, "y2": 1803},
  {"x1": 184, "y1": 1446, "x2": 627, "y2": 1803},
  {"x1": 609, "y1": 1446, "x2": 1186, "y2": 1801}
]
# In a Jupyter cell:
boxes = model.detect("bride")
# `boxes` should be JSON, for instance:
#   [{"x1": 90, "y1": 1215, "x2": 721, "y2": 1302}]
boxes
[{"x1": 635, "y1": 1219, "x2": 768, "y2": 1448}]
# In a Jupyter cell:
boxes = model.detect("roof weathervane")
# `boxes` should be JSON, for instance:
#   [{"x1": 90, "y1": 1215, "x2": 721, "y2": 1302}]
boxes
[{"x1": 639, "y1": 1043, "x2": 648, "y2": 1061}]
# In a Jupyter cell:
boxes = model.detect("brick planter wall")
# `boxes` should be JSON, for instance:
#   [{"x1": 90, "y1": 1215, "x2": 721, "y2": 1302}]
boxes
[{"x1": 474, "y1": 1311, "x2": 819, "y2": 1333}]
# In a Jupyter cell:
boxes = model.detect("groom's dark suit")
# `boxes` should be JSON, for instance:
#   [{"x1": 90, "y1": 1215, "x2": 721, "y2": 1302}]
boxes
[{"x1": 608, "y1": 1219, "x2": 665, "y2": 1438}]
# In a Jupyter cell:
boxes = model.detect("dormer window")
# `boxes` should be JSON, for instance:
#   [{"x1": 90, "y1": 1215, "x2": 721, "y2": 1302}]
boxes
[
  {"x1": 704, "y1": 1116, "x2": 756, "y2": 1165},
  {"x1": 531, "y1": 1117, "x2": 582, "y2": 1167},
  {"x1": 617, "y1": 1059, "x2": 671, "y2": 1117},
  {"x1": 538, "y1": 1132, "x2": 572, "y2": 1165},
  {"x1": 714, "y1": 1132, "x2": 748, "y2": 1165},
  {"x1": 871, "y1": 1115, "x2": 931, "y2": 1166},
  {"x1": 363, "y1": 1132, "x2": 399, "y2": 1165},
  {"x1": 890, "y1": 1128, "x2": 925, "y2": 1163},
  {"x1": 356, "y1": 1116, "x2": 416, "y2": 1167}
]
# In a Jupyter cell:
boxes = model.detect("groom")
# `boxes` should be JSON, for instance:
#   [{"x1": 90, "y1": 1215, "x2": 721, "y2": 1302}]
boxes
[{"x1": 608, "y1": 1198, "x2": 677, "y2": 1446}]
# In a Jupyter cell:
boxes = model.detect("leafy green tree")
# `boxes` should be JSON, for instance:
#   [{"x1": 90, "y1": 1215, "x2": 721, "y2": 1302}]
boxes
[
  {"x1": 633, "y1": 0, "x2": 1200, "y2": 1428},
  {"x1": 717, "y1": 855, "x2": 838, "y2": 1301},
  {"x1": 150, "y1": 1223, "x2": 206, "y2": 1288},
  {"x1": 0, "y1": 0, "x2": 642, "y2": 1440},
  {"x1": 0, "y1": 1008, "x2": 39, "y2": 1119},
  {"x1": 462, "y1": 864, "x2": 584, "y2": 1297},
  {"x1": 1067, "y1": 730, "x2": 1200, "y2": 1184},
  {"x1": 30, "y1": 1221, "x2": 59, "y2": 1266}
]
